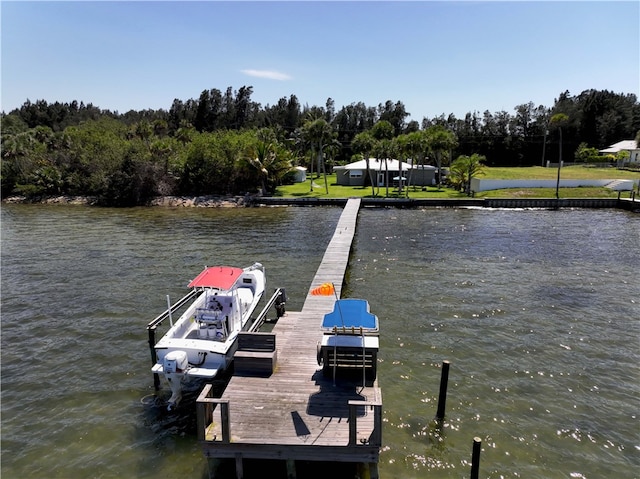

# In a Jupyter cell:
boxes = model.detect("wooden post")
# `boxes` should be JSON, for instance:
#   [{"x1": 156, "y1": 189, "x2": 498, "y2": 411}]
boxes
[
  {"x1": 286, "y1": 459, "x2": 296, "y2": 479},
  {"x1": 348, "y1": 400, "x2": 358, "y2": 446},
  {"x1": 436, "y1": 360, "x2": 450, "y2": 421},
  {"x1": 372, "y1": 403, "x2": 382, "y2": 446},
  {"x1": 357, "y1": 462, "x2": 372, "y2": 479},
  {"x1": 196, "y1": 387, "x2": 230, "y2": 443},
  {"x1": 220, "y1": 400, "x2": 231, "y2": 443},
  {"x1": 234, "y1": 453, "x2": 243, "y2": 479},
  {"x1": 470, "y1": 437, "x2": 481, "y2": 479},
  {"x1": 196, "y1": 384, "x2": 218, "y2": 442},
  {"x1": 206, "y1": 458, "x2": 223, "y2": 479},
  {"x1": 147, "y1": 326, "x2": 160, "y2": 390},
  {"x1": 349, "y1": 400, "x2": 381, "y2": 447}
]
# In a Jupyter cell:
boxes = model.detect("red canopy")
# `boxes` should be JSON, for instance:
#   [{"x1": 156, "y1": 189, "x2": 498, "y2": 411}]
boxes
[{"x1": 188, "y1": 266, "x2": 243, "y2": 290}]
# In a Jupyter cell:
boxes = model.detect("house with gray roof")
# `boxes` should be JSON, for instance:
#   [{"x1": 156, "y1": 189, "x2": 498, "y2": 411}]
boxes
[{"x1": 333, "y1": 158, "x2": 437, "y2": 187}]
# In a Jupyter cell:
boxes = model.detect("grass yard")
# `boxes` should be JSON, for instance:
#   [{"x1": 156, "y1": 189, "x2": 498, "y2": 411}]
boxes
[
  {"x1": 483, "y1": 165, "x2": 640, "y2": 180},
  {"x1": 476, "y1": 187, "x2": 627, "y2": 199},
  {"x1": 276, "y1": 175, "x2": 468, "y2": 199},
  {"x1": 275, "y1": 166, "x2": 639, "y2": 199}
]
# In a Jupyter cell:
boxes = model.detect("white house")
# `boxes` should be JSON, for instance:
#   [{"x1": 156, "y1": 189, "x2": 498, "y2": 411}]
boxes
[
  {"x1": 599, "y1": 140, "x2": 639, "y2": 165},
  {"x1": 334, "y1": 158, "x2": 436, "y2": 187}
]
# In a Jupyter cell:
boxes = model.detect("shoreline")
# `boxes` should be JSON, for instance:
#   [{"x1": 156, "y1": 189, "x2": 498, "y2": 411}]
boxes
[
  {"x1": 1, "y1": 194, "x2": 251, "y2": 207},
  {"x1": 2, "y1": 194, "x2": 637, "y2": 211}
]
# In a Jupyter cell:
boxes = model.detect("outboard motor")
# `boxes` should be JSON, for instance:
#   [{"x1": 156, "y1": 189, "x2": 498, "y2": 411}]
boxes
[{"x1": 163, "y1": 350, "x2": 188, "y2": 411}]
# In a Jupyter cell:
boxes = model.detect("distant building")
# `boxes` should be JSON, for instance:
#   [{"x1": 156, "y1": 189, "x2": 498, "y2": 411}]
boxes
[
  {"x1": 599, "y1": 140, "x2": 639, "y2": 166},
  {"x1": 291, "y1": 166, "x2": 307, "y2": 183},
  {"x1": 334, "y1": 158, "x2": 436, "y2": 187}
]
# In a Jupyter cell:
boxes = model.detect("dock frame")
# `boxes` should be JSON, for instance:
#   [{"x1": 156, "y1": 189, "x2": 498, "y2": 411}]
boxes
[{"x1": 196, "y1": 198, "x2": 382, "y2": 478}]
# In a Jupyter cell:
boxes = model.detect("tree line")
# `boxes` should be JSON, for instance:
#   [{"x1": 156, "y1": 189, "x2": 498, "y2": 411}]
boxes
[{"x1": 1, "y1": 87, "x2": 638, "y2": 205}]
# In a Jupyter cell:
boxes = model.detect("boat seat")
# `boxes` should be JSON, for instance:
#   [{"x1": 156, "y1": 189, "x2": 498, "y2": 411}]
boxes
[
  {"x1": 196, "y1": 308, "x2": 224, "y2": 323},
  {"x1": 197, "y1": 318, "x2": 227, "y2": 340},
  {"x1": 234, "y1": 332, "x2": 277, "y2": 376}
]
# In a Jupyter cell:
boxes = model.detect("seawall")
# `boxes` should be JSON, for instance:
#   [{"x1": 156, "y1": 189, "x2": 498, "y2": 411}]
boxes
[{"x1": 249, "y1": 196, "x2": 640, "y2": 211}]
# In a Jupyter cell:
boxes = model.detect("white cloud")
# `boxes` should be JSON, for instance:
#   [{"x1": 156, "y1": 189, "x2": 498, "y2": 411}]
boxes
[{"x1": 241, "y1": 69, "x2": 292, "y2": 81}]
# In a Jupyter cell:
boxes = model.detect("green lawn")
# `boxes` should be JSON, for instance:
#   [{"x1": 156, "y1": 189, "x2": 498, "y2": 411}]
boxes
[
  {"x1": 483, "y1": 165, "x2": 640, "y2": 180},
  {"x1": 276, "y1": 175, "x2": 468, "y2": 199},
  {"x1": 275, "y1": 166, "x2": 639, "y2": 199}
]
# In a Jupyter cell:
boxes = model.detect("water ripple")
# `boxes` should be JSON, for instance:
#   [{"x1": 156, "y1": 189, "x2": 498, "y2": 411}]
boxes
[{"x1": 2, "y1": 205, "x2": 638, "y2": 479}]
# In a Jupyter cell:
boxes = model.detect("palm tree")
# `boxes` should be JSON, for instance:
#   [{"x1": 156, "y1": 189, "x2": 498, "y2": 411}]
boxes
[
  {"x1": 370, "y1": 121, "x2": 395, "y2": 197},
  {"x1": 33, "y1": 165, "x2": 63, "y2": 195},
  {"x1": 1, "y1": 131, "x2": 38, "y2": 196},
  {"x1": 175, "y1": 120, "x2": 195, "y2": 146},
  {"x1": 245, "y1": 129, "x2": 292, "y2": 196},
  {"x1": 425, "y1": 125, "x2": 458, "y2": 188},
  {"x1": 299, "y1": 118, "x2": 336, "y2": 193},
  {"x1": 374, "y1": 138, "x2": 395, "y2": 197},
  {"x1": 253, "y1": 141, "x2": 275, "y2": 196},
  {"x1": 134, "y1": 120, "x2": 153, "y2": 147},
  {"x1": 550, "y1": 113, "x2": 569, "y2": 199},
  {"x1": 2, "y1": 131, "x2": 33, "y2": 160},
  {"x1": 351, "y1": 131, "x2": 376, "y2": 196},
  {"x1": 395, "y1": 132, "x2": 426, "y2": 197},
  {"x1": 450, "y1": 153, "x2": 486, "y2": 195},
  {"x1": 153, "y1": 119, "x2": 169, "y2": 138},
  {"x1": 322, "y1": 137, "x2": 341, "y2": 191},
  {"x1": 150, "y1": 138, "x2": 174, "y2": 174}
]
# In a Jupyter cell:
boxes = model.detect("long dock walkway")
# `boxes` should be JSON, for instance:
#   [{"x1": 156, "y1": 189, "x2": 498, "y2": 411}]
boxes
[{"x1": 196, "y1": 198, "x2": 383, "y2": 478}]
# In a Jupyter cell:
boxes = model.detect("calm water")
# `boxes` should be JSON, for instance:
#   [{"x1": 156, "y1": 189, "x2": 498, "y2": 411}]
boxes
[{"x1": 1, "y1": 204, "x2": 638, "y2": 479}]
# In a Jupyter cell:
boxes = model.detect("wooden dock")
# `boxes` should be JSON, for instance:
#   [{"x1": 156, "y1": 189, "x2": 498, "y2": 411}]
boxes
[{"x1": 196, "y1": 198, "x2": 383, "y2": 478}]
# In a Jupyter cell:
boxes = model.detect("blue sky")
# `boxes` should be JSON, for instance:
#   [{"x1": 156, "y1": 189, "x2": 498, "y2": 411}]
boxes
[{"x1": 2, "y1": 1, "x2": 638, "y2": 122}]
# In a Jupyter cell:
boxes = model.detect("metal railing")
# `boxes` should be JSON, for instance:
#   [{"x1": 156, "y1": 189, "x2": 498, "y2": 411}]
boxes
[
  {"x1": 146, "y1": 289, "x2": 200, "y2": 389},
  {"x1": 248, "y1": 288, "x2": 286, "y2": 332}
]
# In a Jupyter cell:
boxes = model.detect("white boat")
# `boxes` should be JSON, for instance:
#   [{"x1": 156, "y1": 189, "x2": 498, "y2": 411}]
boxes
[
  {"x1": 151, "y1": 262, "x2": 266, "y2": 409},
  {"x1": 317, "y1": 299, "x2": 379, "y2": 382}
]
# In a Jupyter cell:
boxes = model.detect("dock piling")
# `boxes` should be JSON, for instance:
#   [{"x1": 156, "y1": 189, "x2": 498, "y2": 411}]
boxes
[
  {"x1": 470, "y1": 436, "x2": 482, "y2": 479},
  {"x1": 147, "y1": 326, "x2": 160, "y2": 390},
  {"x1": 436, "y1": 360, "x2": 450, "y2": 421}
]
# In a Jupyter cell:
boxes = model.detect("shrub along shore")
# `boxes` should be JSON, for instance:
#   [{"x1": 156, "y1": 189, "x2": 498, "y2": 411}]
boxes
[{"x1": 1, "y1": 194, "x2": 251, "y2": 207}]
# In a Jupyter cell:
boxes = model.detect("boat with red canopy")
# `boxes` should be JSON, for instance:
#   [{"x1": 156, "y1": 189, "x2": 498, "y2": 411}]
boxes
[
  {"x1": 151, "y1": 262, "x2": 265, "y2": 410},
  {"x1": 187, "y1": 266, "x2": 245, "y2": 290}
]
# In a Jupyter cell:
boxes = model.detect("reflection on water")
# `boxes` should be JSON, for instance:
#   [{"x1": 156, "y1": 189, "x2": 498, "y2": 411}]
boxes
[{"x1": 1, "y1": 205, "x2": 638, "y2": 479}]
